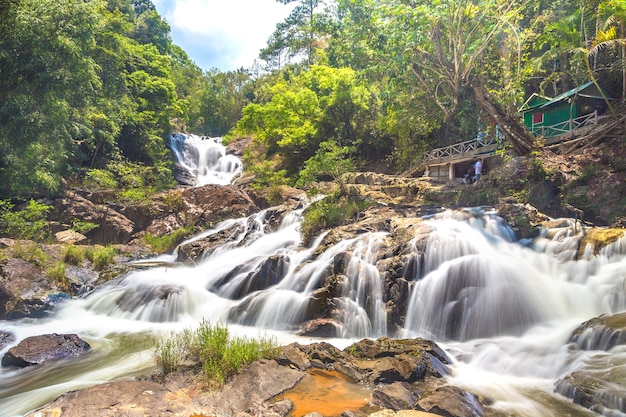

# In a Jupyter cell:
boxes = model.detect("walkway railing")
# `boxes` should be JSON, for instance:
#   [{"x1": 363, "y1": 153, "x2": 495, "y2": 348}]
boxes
[
  {"x1": 531, "y1": 111, "x2": 598, "y2": 138},
  {"x1": 423, "y1": 136, "x2": 499, "y2": 164}
]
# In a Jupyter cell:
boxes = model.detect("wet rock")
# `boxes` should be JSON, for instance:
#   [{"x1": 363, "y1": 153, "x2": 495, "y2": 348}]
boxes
[
  {"x1": 177, "y1": 223, "x2": 245, "y2": 263},
  {"x1": 372, "y1": 382, "x2": 419, "y2": 411},
  {"x1": 115, "y1": 284, "x2": 185, "y2": 322},
  {"x1": 0, "y1": 331, "x2": 15, "y2": 350},
  {"x1": 569, "y1": 312, "x2": 626, "y2": 351},
  {"x1": 5, "y1": 292, "x2": 71, "y2": 320},
  {"x1": 495, "y1": 202, "x2": 548, "y2": 240},
  {"x1": 1, "y1": 333, "x2": 90, "y2": 367},
  {"x1": 555, "y1": 353, "x2": 626, "y2": 416},
  {"x1": 416, "y1": 386, "x2": 484, "y2": 417},
  {"x1": 298, "y1": 318, "x2": 342, "y2": 338}
]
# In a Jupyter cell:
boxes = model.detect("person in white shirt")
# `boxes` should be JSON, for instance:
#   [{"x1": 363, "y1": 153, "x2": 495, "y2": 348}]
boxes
[{"x1": 473, "y1": 159, "x2": 483, "y2": 182}]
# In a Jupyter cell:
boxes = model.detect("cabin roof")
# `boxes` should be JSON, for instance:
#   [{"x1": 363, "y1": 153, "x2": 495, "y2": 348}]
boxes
[{"x1": 519, "y1": 82, "x2": 613, "y2": 113}]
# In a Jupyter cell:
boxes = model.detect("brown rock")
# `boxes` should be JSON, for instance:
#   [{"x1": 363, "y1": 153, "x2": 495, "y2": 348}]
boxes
[
  {"x1": 1, "y1": 333, "x2": 90, "y2": 367},
  {"x1": 54, "y1": 230, "x2": 88, "y2": 245},
  {"x1": 371, "y1": 382, "x2": 419, "y2": 411},
  {"x1": 25, "y1": 379, "x2": 204, "y2": 417},
  {"x1": 416, "y1": 386, "x2": 483, "y2": 417},
  {"x1": 51, "y1": 191, "x2": 134, "y2": 244}
]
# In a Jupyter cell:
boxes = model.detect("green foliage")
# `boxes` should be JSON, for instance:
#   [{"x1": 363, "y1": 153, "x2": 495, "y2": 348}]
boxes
[
  {"x1": 12, "y1": 241, "x2": 48, "y2": 267},
  {"x1": 63, "y1": 245, "x2": 86, "y2": 266},
  {"x1": 71, "y1": 220, "x2": 99, "y2": 234},
  {"x1": 237, "y1": 65, "x2": 373, "y2": 175},
  {"x1": 144, "y1": 226, "x2": 193, "y2": 254},
  {"x1": 154, "y1": 320, "x2": 279, "y2": 387},
  {"x1": 300, "y1": 192, "x2": 371, "y2": 243},
  {"x1": 86, "y1": 246, "x2": 117, "y2": 271},
  {"x1": 247, "y1": 161, "x2": 289, "y2": 189},
  {"x1": 46, "y1": 260, "x2": 69, "y2": 291},
  {"x1": 0, "y1": 200, "x2": 51, "y2": 241},
  {"x1": 296, "y1": 140, "x2": 357, "y2": 192}
]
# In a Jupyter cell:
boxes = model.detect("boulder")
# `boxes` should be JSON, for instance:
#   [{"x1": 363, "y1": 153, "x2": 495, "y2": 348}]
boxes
[
  {"x1": 25, "y1": 379, "x2": 205, "y2": 417},
  {"x1": 556, "y1": 354, "x2": 626, "y2": 416},
  {"x1": 416, "y1": 386, "x2": 484, "y2": 417},
  {"x1": 1, "y1": 333, "x2": 91, "y2": 367},
  {"x1": 0, "y1": 331, "x2": 15, "y2": 350},
  {"x1": 569, "y1": 312, "x2": 626, "y2": 351},
  {"x1": 146, "y1": 184, "x2": 258, "y2": 237},
  {"x1": 207, "y1": 359, "x2": 305, "y2": 417},
  {"x1": 54, "y1": 229, "x2": 88, "y2": 245},
  {"x1": 371, "y1": 382, "x2": 419, "y2": 411},
  {"x1": 51, "y1": 191, "x2": 134, "y2": 244}
]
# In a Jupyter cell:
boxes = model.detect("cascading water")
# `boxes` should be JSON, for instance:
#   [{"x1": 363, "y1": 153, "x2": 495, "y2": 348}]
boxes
[
  {"x1": 168, "y1": 132, "x2": 243, "y2": 186},
  {"x1": 0, "y1": 204, "x2": 625, "y2": 417}
]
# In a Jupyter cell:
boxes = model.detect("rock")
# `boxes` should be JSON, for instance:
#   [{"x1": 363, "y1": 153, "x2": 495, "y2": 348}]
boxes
[
  {"x1": 54, "y1": 229, "x2": 88, "y2": 245},
  {"x1": 371, "y1": 382, "x2": 419, "y2": 411},
  {"x1": 0, "y1": 331, "x2": 15, "y2": 350},
  {"x1": 207, "y1": 359, "x2": 305, "y2": 417},
  {"x1": 369, "y1": 356, "x2": 424, "y2": 384},
  {"x1": 416, "y1": 386, "x2": 484, "y2": 417},
  {"x1": 495, "y1": 203, "x2": 548, "y2": 239},
  {"x1": 25, "y1": 379, "x2": 205, "y2": 417},
  {"x1": 297, "y1": 318, "x2": 342, "y2": 338},
  {"x1": 1, "y1": 333, "x2": 91, "y2": 367},
  {"x1": 177, "y1": 223, "x2": 245, "y2": 263},
  {"x1": 51, "y1": 191, "x2": 134, "y2": 244},
  {"x1": 276, "y1": 343, "x2": 312, "y2": 371},
  {"x1": 268, "y1": 398, "x2": 294, "y2": 416},
  {"x1": 569, "y1": 312, "x2": 626, "y2": 351},
  {"x1": 555, "y1": 353, "x2": 626, "y2": 416}
]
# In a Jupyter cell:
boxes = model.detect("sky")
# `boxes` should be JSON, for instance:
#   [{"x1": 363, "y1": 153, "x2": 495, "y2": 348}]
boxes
[{"x1": 152, "y1": 0, "x2": 294, "y2": 72}]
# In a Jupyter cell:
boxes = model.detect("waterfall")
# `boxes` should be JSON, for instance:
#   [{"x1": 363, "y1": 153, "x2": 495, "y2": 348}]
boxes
[
  {"x1": 1, "y1": 204, "x2": 626, "y2": 417},
  {"x1": 168, "y1": 133, "x2": 242, "y2": 186}
]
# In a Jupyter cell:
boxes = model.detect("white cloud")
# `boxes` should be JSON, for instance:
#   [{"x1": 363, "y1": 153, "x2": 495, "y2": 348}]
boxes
[{"x1": 153, "y1": 0, "x2": 293, "y2": 70}]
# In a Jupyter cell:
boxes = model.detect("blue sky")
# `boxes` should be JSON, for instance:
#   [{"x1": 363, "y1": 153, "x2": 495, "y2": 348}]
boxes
[{"x1": 152, "y1": 0, "x2": 293, "y2": 72}]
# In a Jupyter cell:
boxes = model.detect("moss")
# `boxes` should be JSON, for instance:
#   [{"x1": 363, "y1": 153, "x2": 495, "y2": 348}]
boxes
[{"x1": 579, "y1": 228, "x2": 625, "y2": 256}]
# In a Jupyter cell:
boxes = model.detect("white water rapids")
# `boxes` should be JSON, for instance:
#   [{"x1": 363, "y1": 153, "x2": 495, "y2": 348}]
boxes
[{"x1": 0, "y1": 144, "x2": 624, "y2": 416}]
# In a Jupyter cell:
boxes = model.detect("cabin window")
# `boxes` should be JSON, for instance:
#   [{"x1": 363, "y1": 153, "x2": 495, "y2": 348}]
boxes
[{"x1": 533, "y1": 112, "x2": 543, "y2": 124}]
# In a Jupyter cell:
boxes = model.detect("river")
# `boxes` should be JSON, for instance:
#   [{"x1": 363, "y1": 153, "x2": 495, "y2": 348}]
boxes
[{"x1": 0, "y1": 134, "x2": 624, "y2": 417}]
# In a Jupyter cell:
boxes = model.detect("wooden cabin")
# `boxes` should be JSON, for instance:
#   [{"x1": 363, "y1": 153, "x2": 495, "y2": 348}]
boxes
[{"x1": 519, "y1": 82, "x2": 611, "y2": 138}]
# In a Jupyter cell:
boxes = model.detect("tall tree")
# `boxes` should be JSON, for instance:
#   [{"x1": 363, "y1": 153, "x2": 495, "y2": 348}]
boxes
[
  {"x1": 353, "y1": 0, "x2": 536, "y2": 155},
  {"x1": 260, "y1": 0, "x2": 331, "y2": 68}
]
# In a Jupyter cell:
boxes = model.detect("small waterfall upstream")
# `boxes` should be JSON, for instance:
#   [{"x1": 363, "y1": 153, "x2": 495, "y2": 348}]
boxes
[
  {"x1": 168, "y1": 132, "x2": 243, "y2": 186},
  {"x1": 1, "y1": 199, "x2": 626, "y2": 416}
]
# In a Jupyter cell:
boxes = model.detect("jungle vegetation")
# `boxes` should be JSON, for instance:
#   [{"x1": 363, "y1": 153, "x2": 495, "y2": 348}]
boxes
[{"x1": 1, "y1": 0, "x2": 625, "y2": 200}]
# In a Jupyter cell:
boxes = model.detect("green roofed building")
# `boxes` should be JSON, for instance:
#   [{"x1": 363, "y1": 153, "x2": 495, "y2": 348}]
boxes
[{"x1": 519, "y1": 82, "x2": 613, "y2": 137}]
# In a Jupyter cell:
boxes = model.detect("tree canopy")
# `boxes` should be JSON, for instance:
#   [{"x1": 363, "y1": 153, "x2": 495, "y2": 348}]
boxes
[{"x1": 1, "y1": 0, "x2": 624, "y2": 200}]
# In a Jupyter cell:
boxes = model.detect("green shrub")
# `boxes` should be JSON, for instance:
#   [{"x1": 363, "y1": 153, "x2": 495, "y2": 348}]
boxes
[
  {"x1": 247, "y1": 161, "x2": 288, "y2": 189},
  {"x1": 84, "y1": 169, "x2": 118, "y2": 190},
  {"x1": 71, "y1": 220, "x2": 99, "y2": 234},
  {"x1": 86, "y1": 246, "x2": 117, "y2": 270},
  {"x1": 144, "y1": 226, "x2": 193, "y2": 254},
  {"x1": 46, "y1": 260, "x2": 69, "y2": 290},
  {"x1": 12, "y1": 241, "x2": 47, "y2": 266},
  {"x1": 63, "y1": 245, "x2": 86, "y2": 265},
  {"x1": 154, "y1": 320, "x2": 279, "y2": 387},
  {"x1": 0, "y1": 199, "x2": 51, "y2": 241},
  {"x1": 300, "y1": 193, "x2": 370, "y2": 243}
]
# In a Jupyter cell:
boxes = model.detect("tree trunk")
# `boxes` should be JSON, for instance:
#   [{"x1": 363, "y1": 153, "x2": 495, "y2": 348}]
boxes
[{"x1": 471, "y1": 83, "x2": 535, "y2": 156}]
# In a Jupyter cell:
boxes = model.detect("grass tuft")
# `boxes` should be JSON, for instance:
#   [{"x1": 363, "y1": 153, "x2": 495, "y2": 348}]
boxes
[{"x1": 154, "y1": 320, "x2": 279, "y2": 388}]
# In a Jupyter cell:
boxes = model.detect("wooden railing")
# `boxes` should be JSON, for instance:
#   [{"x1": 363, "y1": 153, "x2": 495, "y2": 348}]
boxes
[
  {"x1": 531, "y1": 111, "x2": 598, "y2": 138},
  {"x1": 423, "y1": 136, "x2": 500, "y2": 164}
]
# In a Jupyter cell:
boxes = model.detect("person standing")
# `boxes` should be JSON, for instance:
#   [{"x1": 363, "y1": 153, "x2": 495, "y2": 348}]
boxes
[{"x1": 474, "y1": 159, "x2": 483, "y2": 182}]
